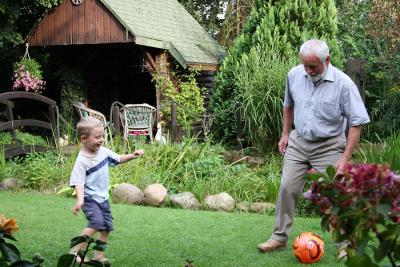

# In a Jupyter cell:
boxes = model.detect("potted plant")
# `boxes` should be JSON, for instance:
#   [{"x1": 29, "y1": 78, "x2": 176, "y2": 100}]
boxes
[{"x1": 12, "y1": 58, "x2": 46, "y2": 94}]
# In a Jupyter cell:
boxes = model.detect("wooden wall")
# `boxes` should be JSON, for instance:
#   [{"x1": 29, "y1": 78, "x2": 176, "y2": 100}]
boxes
[{"x1": 27, "y1": 0, "x2": 134, "y2": 45}]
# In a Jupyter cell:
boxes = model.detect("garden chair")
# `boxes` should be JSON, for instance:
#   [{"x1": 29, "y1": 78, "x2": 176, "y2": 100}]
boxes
[
  {"x1": 73, "y1": 102, "x2": 111, "y2": 143},
  {"x1": 119, "y1": 103, "x2": 156, "y2": 144}
]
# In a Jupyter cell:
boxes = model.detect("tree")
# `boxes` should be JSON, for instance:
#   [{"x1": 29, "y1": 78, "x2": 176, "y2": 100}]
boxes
[
  {"x1": 217, "y1": 0, "x2": 254, "y2": 47},
  {"x1": 210, "y1": 0, "x2": 344, "y2": 150},
  {"x1": 177, "y1": 0, "x2": 225, "y2": 36}
]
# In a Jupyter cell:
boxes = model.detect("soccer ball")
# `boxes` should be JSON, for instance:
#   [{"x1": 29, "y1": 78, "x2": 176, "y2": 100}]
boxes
[{"x1": 293, "y1": 232, "x2": 324, "y2": 264}]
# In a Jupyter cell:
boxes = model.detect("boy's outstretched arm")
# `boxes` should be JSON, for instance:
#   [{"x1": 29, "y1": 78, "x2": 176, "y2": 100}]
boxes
[
  {"x1": 72, "y1": 185, "x2": 84, "y2": 215},
  {"x1": 119, "y1": 149, "x2": 144, "y2": 163}
]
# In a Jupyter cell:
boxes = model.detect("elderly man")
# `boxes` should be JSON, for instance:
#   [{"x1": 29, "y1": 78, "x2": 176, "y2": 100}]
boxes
[{"x1": 258, "y1": 39, "x2": 370, "y2": 252}]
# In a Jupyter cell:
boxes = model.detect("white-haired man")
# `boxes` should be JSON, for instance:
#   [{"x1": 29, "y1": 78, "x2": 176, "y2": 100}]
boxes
[{"x1": 258, "y1": 39, "x2": 370, "y2": 252}]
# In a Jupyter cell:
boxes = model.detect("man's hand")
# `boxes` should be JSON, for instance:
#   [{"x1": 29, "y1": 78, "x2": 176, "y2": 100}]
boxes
[
  {"x1": 278, "y1": 134, "x2": 289, "y2": 154},
  {"x1": 335, "y1": 156, "x2": 348, "y2": 175},
  {"x1": 72, "y1": 201, "x2": 83, "y2": 216}
]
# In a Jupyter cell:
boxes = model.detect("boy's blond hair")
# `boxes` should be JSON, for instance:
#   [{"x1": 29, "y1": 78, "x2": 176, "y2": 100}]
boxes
[{"x1": 77, "y1": 117, "x2": 103, "y2": 137}]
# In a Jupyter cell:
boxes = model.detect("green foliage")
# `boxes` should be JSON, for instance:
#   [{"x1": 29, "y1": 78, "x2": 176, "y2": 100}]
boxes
[
  {"x1": 153, "y1": 69, "x2": 205, "y2": 131},
  {"x1": 235, "y1": 44, "x2": 297, "y2": 152},
  {"x1": 211, "y1": 0, "x2": 344, "y2": 146},
  {"x1": 335, "y1": 0, "x2": 400, "y2": 141},
  {"x1": 0, "y1": 130, "x2": 49, "y2": 146},
  {"x1": 177, "y1": 0, "x2": 224, "y2": 36},
  {"x1": 8, "y1": 150, "x2": 75, "y2": 191},
  {"x1": 58, "y1": 69, "x2": 85, "y2": 123},
  {"x1": 367, "y1": 89, "x2": 400, "y2": 140},
  {"x1": 355, "y1": 133, "x2": 400, "y2": 172},
  {"x1": 0, "y1": 0, "x2": 61, "y2": 46},
  {"x1": 17, "y1": 152, "x2": 62, "y2": 190},
  {"x1": 335, "y1": 0, "x2": 371, "y2": 60},
  {"x1": 305, "y1": 164, "x2": 400, "y2": 267},
  {"x1": 15, "y1": 58, "x2": 43, "y2": 80}
]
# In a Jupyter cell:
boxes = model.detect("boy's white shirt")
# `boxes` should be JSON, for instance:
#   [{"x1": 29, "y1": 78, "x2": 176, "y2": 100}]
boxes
[{"x1": 70, "y1": 146, "x2": 120, "y2": 203}]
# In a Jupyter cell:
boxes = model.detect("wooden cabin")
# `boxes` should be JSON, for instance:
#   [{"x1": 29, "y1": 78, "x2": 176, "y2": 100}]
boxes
[{"x1": 27, "y1": 0, "x2": 225, "y2": 121}]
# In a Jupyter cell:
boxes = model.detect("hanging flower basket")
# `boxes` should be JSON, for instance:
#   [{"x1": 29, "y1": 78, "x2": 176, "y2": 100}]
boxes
[{"x1": 12, "y1": 58, "x2": 46, "y2": 94}]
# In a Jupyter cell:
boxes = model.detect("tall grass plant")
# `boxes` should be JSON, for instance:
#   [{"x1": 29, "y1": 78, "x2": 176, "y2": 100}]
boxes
[
  {"x1": 235, "y1": 44, "x2": 297, "y2": 153},
  {"x1": 355, "y1": 133, "x2": 400, "y2": 172}
]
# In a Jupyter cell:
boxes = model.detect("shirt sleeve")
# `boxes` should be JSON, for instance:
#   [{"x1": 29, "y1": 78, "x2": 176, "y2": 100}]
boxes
[
  {"x1": 283, "y1": 75, "x2": 293, "y2": 107},
  {"x1": 102, "y1": 147, "x2": 121, "y2": 167},
  {"x1": 342, "y1": 81, "x2": 370, "y2": 127},
  {"x1": 69, "y1": 156, "x2": 86, "y2": 187}
]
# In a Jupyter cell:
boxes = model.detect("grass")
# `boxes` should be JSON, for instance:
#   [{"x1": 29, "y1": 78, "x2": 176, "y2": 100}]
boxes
[{"x1": 0, "y1": 191, "x2": 345, "y2": 267}]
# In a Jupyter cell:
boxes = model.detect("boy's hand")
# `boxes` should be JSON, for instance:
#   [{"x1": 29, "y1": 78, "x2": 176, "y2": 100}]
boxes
[
  {"x1": 72, "y1": 201, "x2": 83, "y2": 215},
  {"x1": 132, "y1": 149, "x2": 145, "y2": 158}
]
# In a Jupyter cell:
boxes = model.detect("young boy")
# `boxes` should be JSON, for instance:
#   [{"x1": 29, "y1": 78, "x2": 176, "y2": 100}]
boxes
[{"x1": 69, "y1": 117, "x2": 144, "y2": 263}]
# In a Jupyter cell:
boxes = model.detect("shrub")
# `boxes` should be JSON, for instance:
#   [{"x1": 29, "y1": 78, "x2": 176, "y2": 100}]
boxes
[
  {"x1": 12, "y1": 151, "x2": 72, "y2": 191},
  {"x1": 304, "y1": 164, "x2": 400, "y2": 267},
  {"x1": 153, "y1": 68, "x2": 205, "y2": 132}
]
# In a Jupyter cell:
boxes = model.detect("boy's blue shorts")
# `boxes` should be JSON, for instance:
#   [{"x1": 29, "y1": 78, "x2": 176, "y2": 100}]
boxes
[{"x1": 82, "y1": 196, "x2": 113, "y2": 232}]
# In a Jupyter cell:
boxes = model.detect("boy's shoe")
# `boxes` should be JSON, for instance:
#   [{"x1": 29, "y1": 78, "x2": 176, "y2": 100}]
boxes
[
  {"x1": 70, "y1": 250, "x2": 89, "y2": 263},
  {"x1": 93, "y1": 257, "x2": 111, "y2": 265},
  {"x1": 258, "y1": 239, "x2": 287, "y2": 252}
]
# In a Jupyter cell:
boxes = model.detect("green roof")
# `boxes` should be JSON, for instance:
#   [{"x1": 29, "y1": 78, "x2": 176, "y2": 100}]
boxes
[{"x1": 100, "y1": 0, "x2": 225, "y2": 68}]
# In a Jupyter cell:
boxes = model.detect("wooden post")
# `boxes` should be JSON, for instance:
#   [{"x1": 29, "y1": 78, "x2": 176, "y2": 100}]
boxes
[
  {"x1": 5, "y1": 100, "x2": 17, "y2": 141},
  {"x1": 48, "y1": 105, "x2": 59, "y2": 141},
  {"x1": 111, "y1": 105, "x2": 120, "y2": 135},
  {"x1": 155, "y1": 52, "x2": 170, "y2": 124},
  {"x1": 171, "y1": 101, "x2": 177, "y2": 143},
  {"x1": 345, "y1": 59, "x2": 366, "y2": 102}
]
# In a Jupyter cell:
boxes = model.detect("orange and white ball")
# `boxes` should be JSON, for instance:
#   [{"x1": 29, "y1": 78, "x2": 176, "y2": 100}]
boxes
[{"x1": 293, "y1": 232, "x2": 324, "y2": 264}]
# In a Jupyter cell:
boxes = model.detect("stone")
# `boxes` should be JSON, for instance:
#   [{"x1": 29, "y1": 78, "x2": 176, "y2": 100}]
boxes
[
  {"x1": 247, "y1": 156, "x2": 265, "y2": 166},
  {"x1": 143, "y1": 183, "x2": 167, "y2": 206},
  {"x1": 170, "y1": 192, "x2": 201, "y2": 210},
  {"x1": 237, "y1": 201, "x2": 250, "y2": 212},
  {"x1": 205, "y1": 192, "x2": 235, "y2": 212},
  {"x1": 111, "y1": 183, "x2": 143, "y2": 205},
  {"x1": 250, "y1": 202, "x2": 276, "y2": 213},
  {"x1": 0, "y1": 178, "x2": 20, "y2": 190}
]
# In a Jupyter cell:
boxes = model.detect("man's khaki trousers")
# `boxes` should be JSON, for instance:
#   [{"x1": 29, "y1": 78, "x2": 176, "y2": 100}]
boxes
[{"x1": 271, "y1": 130, "x2": 346, "y2": 243}]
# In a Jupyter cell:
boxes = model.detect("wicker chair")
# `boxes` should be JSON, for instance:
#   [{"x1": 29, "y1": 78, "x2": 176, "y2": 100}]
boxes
[
  {"x1": 120, "y1": 103, "x2": 156, "y2": 143},
  {"x1": 73, "y1": 102, "x2": 111, "y2": 143}
]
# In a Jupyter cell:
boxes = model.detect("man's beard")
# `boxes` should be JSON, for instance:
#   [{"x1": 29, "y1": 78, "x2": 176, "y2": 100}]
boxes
[{"x1": 308, "y1": 64, "x2": 327, "y2": 83}]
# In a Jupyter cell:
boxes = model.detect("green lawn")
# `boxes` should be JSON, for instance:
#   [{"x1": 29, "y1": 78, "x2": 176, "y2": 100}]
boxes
[{"x1": 0, "y1": 192, "x2": 345, "y2": 267}]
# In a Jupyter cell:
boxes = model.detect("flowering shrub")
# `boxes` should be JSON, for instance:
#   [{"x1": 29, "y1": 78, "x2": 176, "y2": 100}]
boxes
[
  {"x1": 304, "y1": 164, "x2": 400, "y2": 267},
  {"x1": 12, "y1": 58, "x2": 46, "y2": 94},
  {"x1": 0, "y1": 214, "x2": 44, "y2": 266}
]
